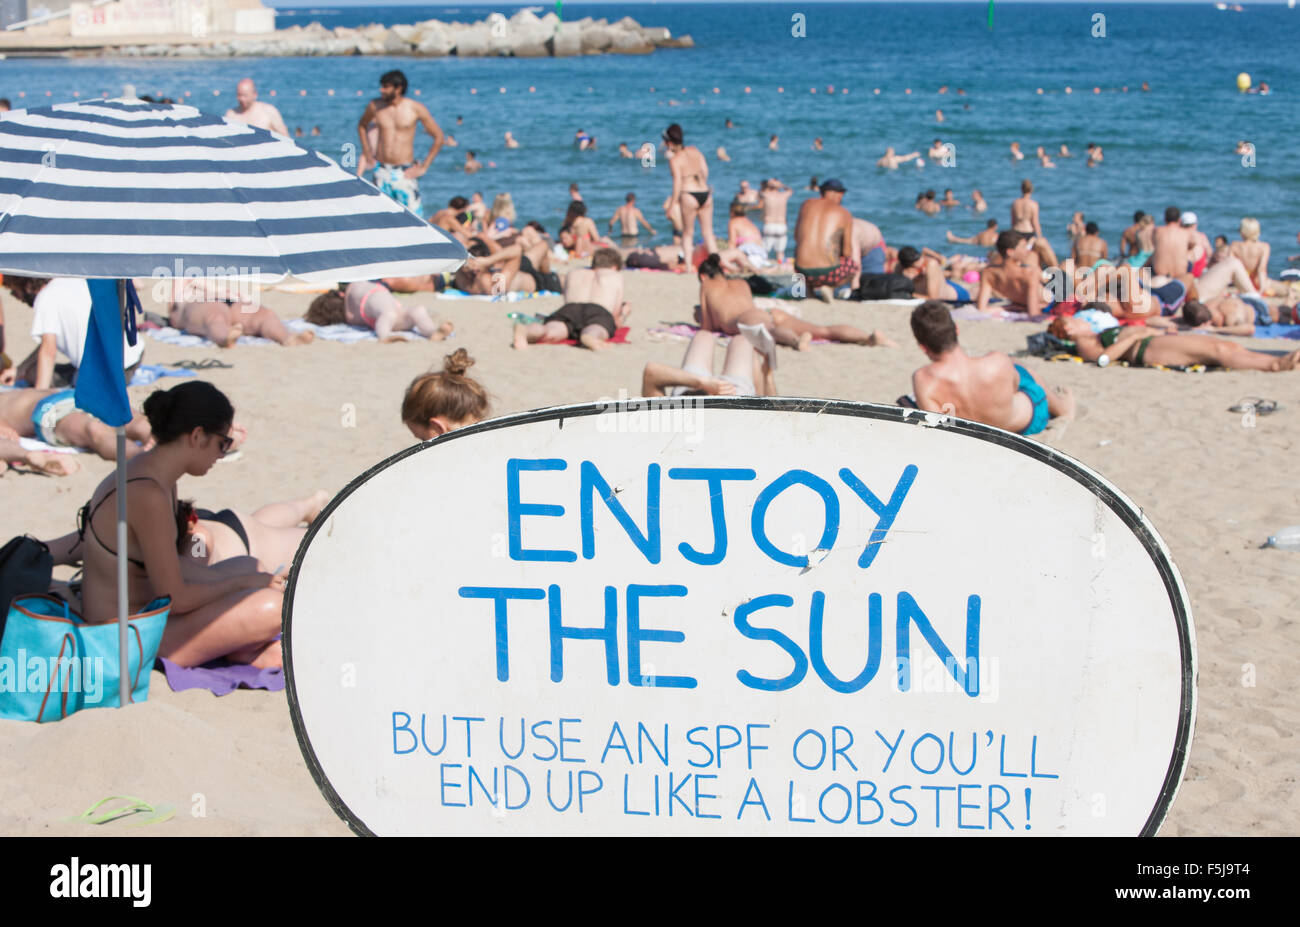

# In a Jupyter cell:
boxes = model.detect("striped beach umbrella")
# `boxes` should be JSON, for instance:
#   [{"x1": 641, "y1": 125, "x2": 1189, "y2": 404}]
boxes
[{"x1": 0, "y1": 96, "x2": 466, "y2": 708}]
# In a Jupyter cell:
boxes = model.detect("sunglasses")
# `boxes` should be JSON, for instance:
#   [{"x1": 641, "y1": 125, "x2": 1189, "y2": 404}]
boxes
[{"x1": 207, "y1": 430, "x2": 234, "y2": 455}]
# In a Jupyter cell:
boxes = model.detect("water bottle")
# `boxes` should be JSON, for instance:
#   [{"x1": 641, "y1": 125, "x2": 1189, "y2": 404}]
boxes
[{"x1": 1264, "y1": 526, "x2": 1300, "y2": 551}]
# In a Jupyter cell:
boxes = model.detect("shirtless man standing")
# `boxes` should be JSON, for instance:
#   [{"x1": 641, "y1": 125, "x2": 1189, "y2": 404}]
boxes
[
  {"x1": 225, "y1": 79, "x2": 288, "y2": 136},
  {"x1": 609, "y1": 193, "x2": 656, "y2": 239},
  {"x1": 910, "y1": 301, "x2": 1073, "y2": 436},
  {"x1": 793, "y1": 178, "x2": 857, "y2": 301},
  {"x1": 977, "y1": 231, "x2": 1052, "y2": 317},
  {"x1": 759, "y1": 178, "x2": 793, "y2": 261},
  {"x1": 513, "y1": 248, "x2": 629, "y2": 350},
  {"x1": 1148, "y1": 206, "x2": 1196, "y2": 289},
  {"x1": 1010, "y1": 180, "x2": 1058, "y2": 267},
  {"x1": 358, "y1": 70, "x2": 445, "y2": 215}
]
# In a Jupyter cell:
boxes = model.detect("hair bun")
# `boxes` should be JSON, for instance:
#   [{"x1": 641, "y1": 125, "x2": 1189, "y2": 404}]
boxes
[{"x1": 443, "y1": 348, "x2": 474, "y2": 377}]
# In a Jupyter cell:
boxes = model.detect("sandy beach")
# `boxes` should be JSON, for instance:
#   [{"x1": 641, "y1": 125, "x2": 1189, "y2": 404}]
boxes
[{"x1": 1, "y1": 268, "x2": 1297, "y2": 837}]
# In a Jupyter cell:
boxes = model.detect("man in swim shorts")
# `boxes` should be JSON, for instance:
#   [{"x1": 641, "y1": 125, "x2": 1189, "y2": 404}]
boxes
[
  {"x1": 794, "y1": 178, "x2": 859, "y2": 301},
  {"x1": 909, "y1": 300, "x2": 1074, "y2": 436},
  {"x1": 358, "y1": 70, "x2": 445, "y2": 215},
  {"x1": 896, "y1": 246, "x2": 973, "y2": 303},
  {"x1": 759, "y1": 178, "x2": 793, "y2": 261},
  {"x1": 0, "y1": 386, "x2": 153, "y2": 459},
  {"x1": 513, "y1": 248, "x2": 631, "y2": 350}
]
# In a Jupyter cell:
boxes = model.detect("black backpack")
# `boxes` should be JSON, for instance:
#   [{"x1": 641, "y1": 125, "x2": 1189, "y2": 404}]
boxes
[
  {"x1": 0, "y1": 536, "x2": 53, "y2": 637},
  {"x1": 856, "y1": 273, "x2": 915, "y2": 301}
]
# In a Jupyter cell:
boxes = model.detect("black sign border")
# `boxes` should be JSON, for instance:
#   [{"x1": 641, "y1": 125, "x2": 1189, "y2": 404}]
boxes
[{"x1": 282, "y1": 398, "x2": 1196, "y2": 838}]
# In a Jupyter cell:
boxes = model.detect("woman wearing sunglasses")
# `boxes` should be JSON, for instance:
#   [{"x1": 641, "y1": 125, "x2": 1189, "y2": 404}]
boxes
[{"x1": 72, "y1": 380, "x2": 285, "y2": 669}]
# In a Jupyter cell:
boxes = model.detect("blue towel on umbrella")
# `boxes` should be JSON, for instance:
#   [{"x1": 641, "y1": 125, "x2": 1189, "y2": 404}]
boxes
[{"x1": 74, "y1": 279, "x2": 139, "y2": 427}]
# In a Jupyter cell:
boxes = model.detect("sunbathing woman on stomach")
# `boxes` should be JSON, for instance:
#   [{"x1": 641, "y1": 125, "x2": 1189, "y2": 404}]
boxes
[{"x1": 306, "y1": 283, "x2": 453, "y2": 342}]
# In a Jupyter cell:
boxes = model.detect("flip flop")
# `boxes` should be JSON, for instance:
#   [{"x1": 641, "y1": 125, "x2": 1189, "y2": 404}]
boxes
[
  {"x1": 1227, "y1": 397, "x2": 1281, "y2": 415},
  {"x1": 66, "y1": 795, "x2": 175, "y2": 828},
  {"x1": 174, "y1": 358, "x2": 234, "y2": 370}
]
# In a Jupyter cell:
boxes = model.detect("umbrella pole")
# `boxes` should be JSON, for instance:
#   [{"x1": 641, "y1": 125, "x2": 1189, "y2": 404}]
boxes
[{"x1": 116, "y1": 426, "x2": 129, "y2": 707}]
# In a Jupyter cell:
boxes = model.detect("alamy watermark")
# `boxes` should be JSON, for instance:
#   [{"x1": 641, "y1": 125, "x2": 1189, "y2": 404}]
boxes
[
  {"x1": 1, "y1": 651, "x2": 104, "y2": 704},
  {"x1": 151, "y1": 259, "x2": 263, "y2": 308},
  {"x1": 594, "y1": 390, "x2": 706, "y2": 444}
]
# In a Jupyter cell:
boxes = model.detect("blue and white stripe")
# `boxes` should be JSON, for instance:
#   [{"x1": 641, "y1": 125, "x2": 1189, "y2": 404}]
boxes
[{"x1": 0, "y1": 99, "x2": 466, "y2": 282}]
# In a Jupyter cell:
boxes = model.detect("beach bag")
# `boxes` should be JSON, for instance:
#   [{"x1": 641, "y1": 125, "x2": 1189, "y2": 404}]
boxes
[
  {"x1": 0, "y1": 594, "x2": 170, "y2": 723},
  {"x1": 856, "y1": 273, "x2": 914, "y2": 301},
  {"x1": 0, "y1": 536, "x2": 53, "y2": 636}
]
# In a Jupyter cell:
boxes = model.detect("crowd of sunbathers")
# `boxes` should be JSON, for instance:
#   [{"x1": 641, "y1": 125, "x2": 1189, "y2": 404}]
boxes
[{"x1": 4, "y1": 146, "x2": 1298, "y2": 677}]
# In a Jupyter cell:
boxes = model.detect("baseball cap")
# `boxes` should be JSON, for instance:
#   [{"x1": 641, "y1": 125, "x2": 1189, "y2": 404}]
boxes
[
  {"x1": 1180, "y1": 211, "x2": 1197, "y2": 226},
  {"x1": 819, "y1": 178, "x2": 846, "y2": 193}
]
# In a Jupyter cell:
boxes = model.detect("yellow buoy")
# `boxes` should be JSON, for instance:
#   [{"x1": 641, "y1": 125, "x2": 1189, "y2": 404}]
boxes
[{"x1": 1237, "y1": 72, "x2": 1252, "y2": 92}]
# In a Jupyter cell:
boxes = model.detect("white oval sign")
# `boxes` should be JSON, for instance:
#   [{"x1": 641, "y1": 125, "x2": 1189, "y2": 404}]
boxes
[{"x1": 285, "y1": 399, "x2": 1196, "y2": 836}]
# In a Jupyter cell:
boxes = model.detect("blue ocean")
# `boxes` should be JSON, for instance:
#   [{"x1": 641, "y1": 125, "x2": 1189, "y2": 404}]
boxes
[{"x1": 5, "y1": 2, "x2": 1298, "y2": 258}]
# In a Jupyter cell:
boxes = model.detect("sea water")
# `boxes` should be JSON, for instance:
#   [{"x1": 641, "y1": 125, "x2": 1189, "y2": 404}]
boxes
[{"x1": 5, "y1": 2, "x2": 1298, "y2": 259}]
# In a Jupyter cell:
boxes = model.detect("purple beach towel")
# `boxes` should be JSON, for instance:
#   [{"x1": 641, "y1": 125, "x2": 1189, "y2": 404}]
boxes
[{"x1": 156, "y1": 655, "x2": 285, "y2": 696}]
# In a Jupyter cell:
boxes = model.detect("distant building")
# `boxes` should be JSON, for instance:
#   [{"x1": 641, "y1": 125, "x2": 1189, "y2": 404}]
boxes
[
  {"x1": 4, "y1": 0, "x2": 273, "y2": 35},
  {"x1": 0, "y1": 0, "x2": 29, "y2": 30}
]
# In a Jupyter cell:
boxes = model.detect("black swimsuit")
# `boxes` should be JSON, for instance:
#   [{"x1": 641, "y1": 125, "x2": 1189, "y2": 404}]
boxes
[
  {"x1": 78, "y1": 477, "x2": 179, "y2": 571},
  {"x1": 195, "y1": 508, "x2": 251, "y2": 555}
]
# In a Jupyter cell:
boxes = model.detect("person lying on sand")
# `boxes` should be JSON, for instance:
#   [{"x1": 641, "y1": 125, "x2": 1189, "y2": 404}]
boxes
[
  {"x1": 47, "y1": 381, "x2": 285, "y2": 668},
  {"x1": 0, "y1": 386, "x2": 153, "y2": 460},
  {"x1": 0, "y1": 434, "x2": 81, "y2": 476},
  {"x1": 169, "y1": 299, "x2": 314, "y2": 348},
  {"x1": 1049, "y1": 315, "x2": 1300, "y2": 371},
  {"x1": 514, "y1": 248, "x2": 631, "y2": 350},
  {"x1": 401, "y1": 348, "x2": 492, "y2": 441},
  {"x1": 910, "y1": 300, "x2": 1074, "y2": 436},
  {"x1": 641, "y1": 329, "x2": 776, "y2": 398},
  {"x1": 897, "y1": 246, "x2": 977, "y2": 304},
  {"x1": 181, "y1": 490, "x2": 330, "y2": 574},
  {"x1": 461, "y1": 223, "x2": 559, "y2": 293},
  {"x1": 1178, "y1": 296, "x2": 1299, "y2": 334},
  {"x1": 306, "y1": 283, "x2": 453, "y2": 342},
  {"x1": 621, "y1": 244, "x2": 689, "y2": 271},
  {"x1": 696, "y1": 253, "x2": 893, "y2": 349}
]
